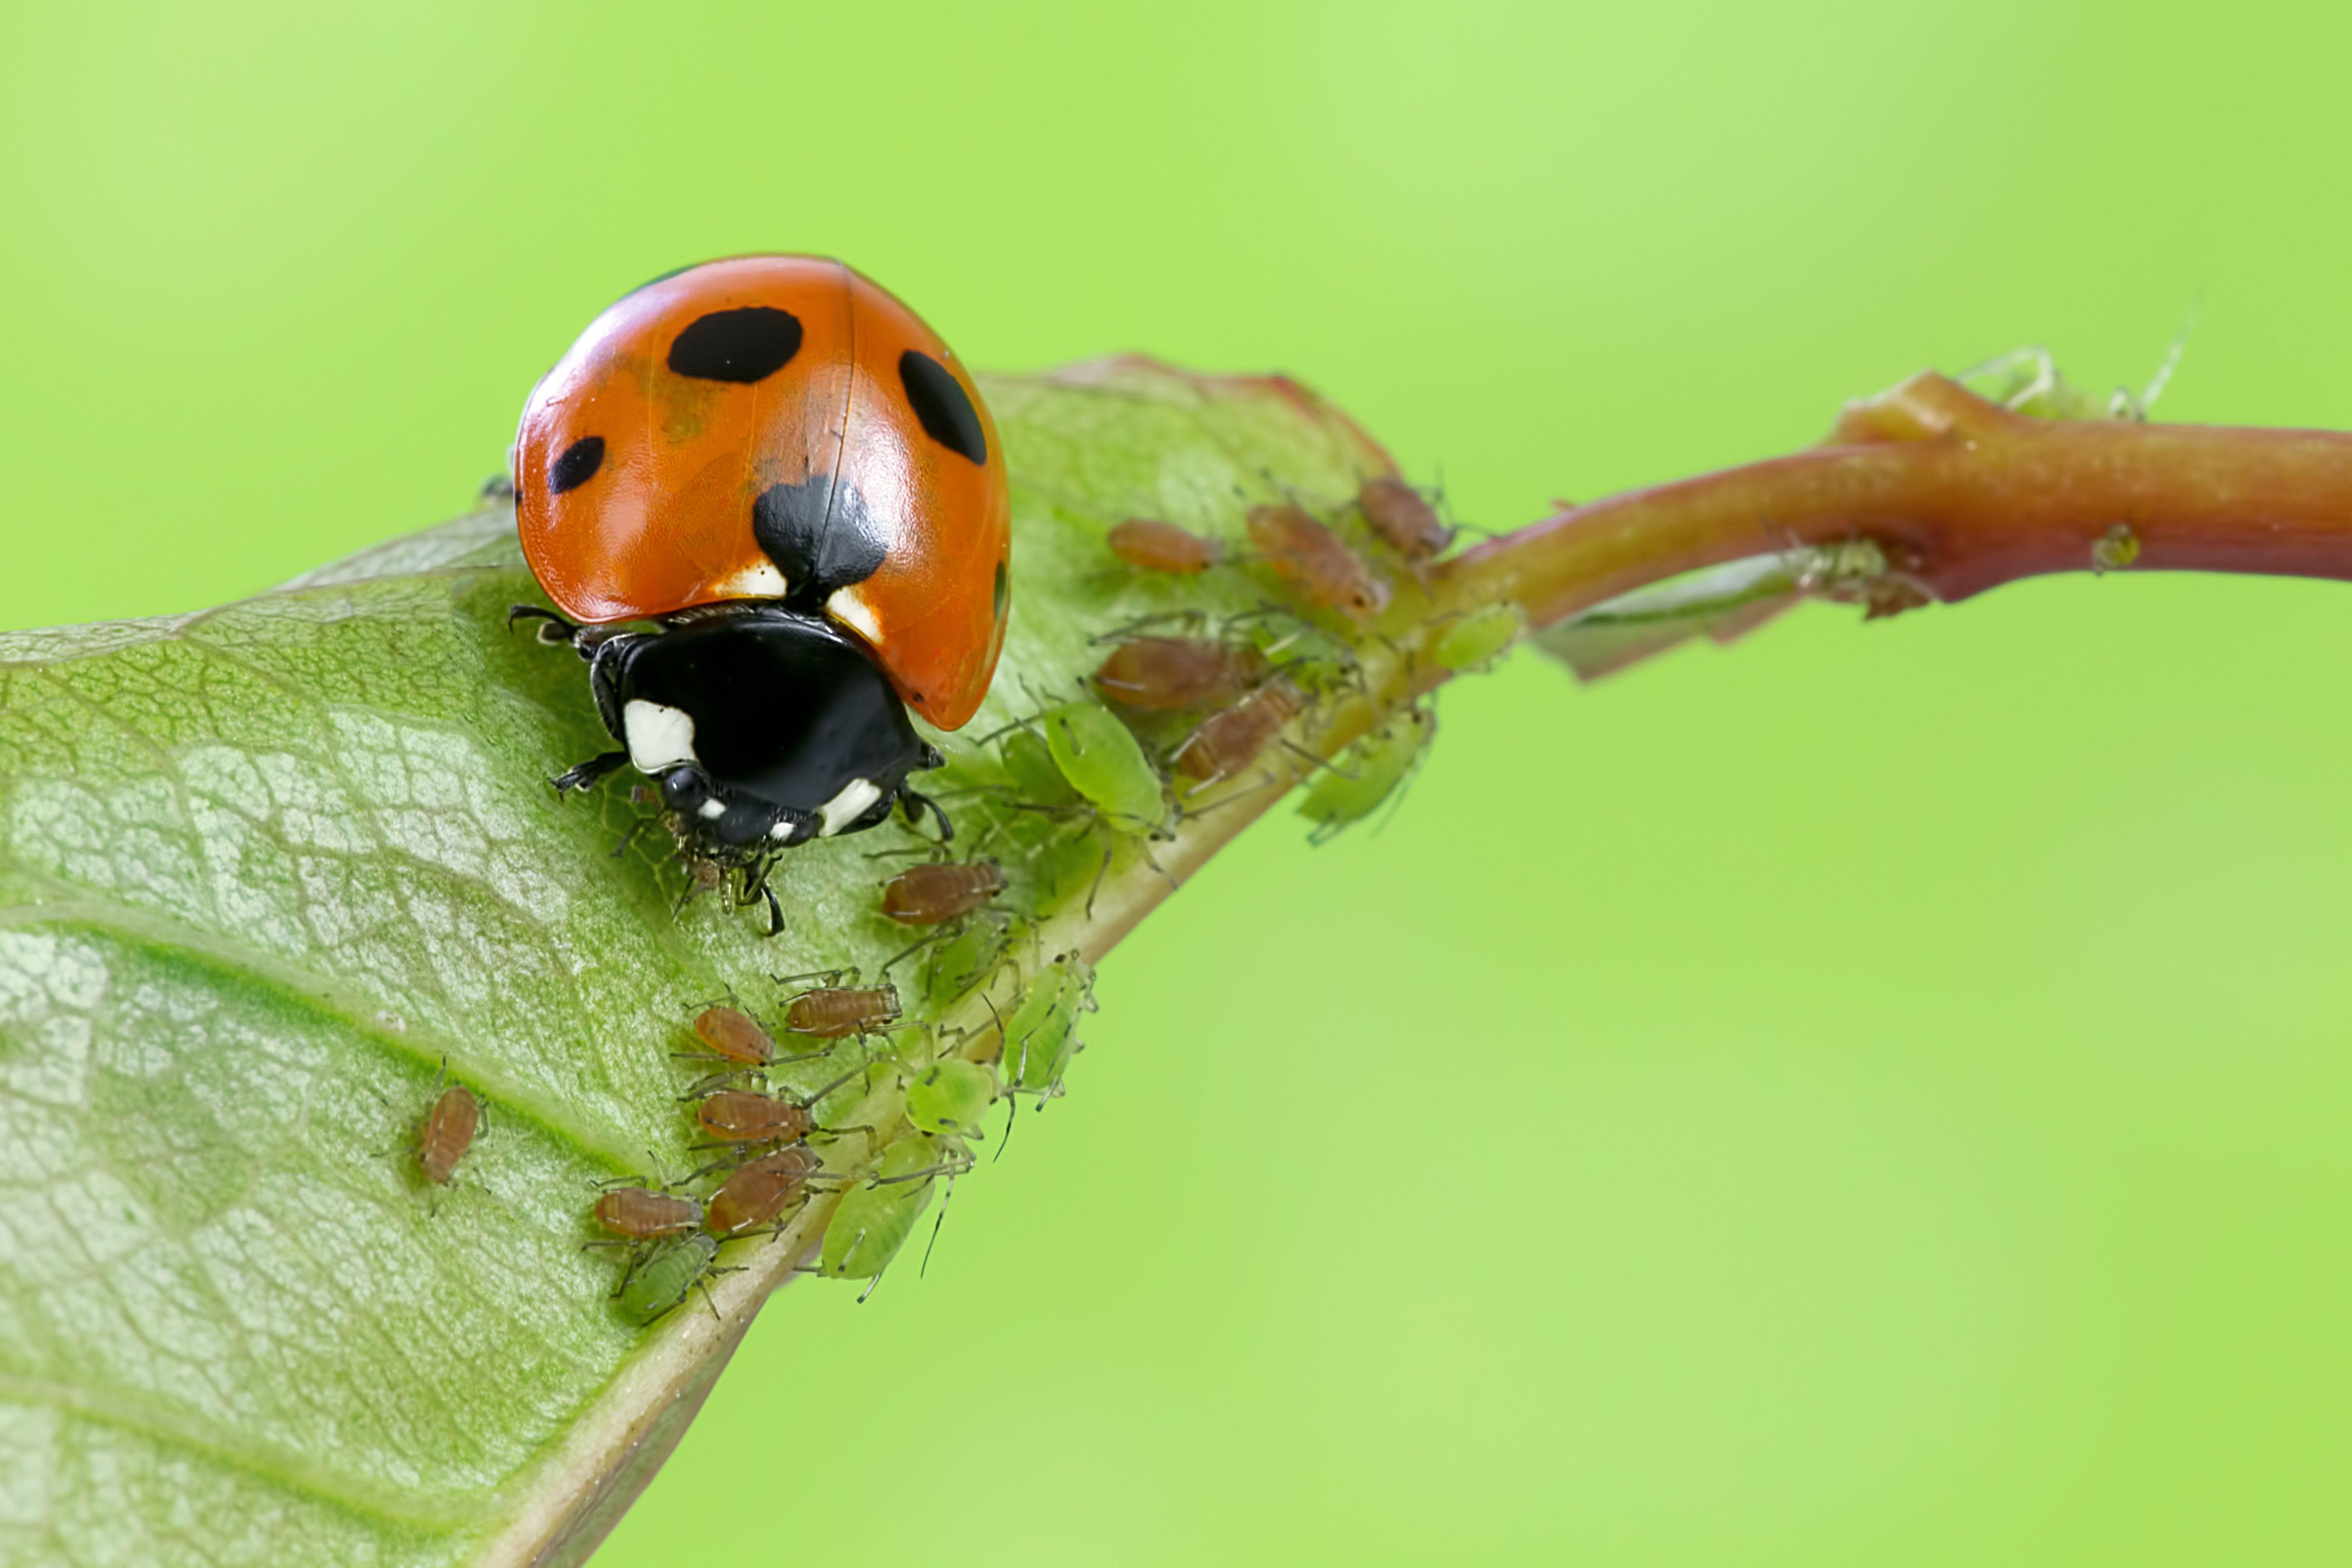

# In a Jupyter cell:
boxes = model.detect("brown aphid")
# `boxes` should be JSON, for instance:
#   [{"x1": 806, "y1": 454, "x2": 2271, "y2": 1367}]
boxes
[
  {"x1": 705, "y1": 1146, "x2": 825, "y2": 1239},
  {"x1": 1093, "y1": 636, "x2": 1269, "y2": 712},
  {"x1": 784, "y1": 983, "x2": 902, "y2": 1041},
  {"x1": 593, "y1": 1187, "x2": 703, "y2": 1241},
  {"x1": 1171, "y1": 679, "x2": 1304, "y2": 786},
  {"x1": 881, "y1": 859, "x2": 1007, "y2": 926},
  {"x1": 1107, "y1": 517, "x2": 1222, "y2": 574},
  {"x1": 416, "y1": 1084, "x2": 479, "y2": 1186},
  {"x1": 690, "y1": 1004, "x2": 778, "y2": 1068},
  {"x1": 1245, "y1": 502, "x2": 1391, "y2": 622},
  {"x1": 695, "y1": 1089, "x2": 816, "y2": 1146},
  {"x1": 1358, "y1": 475, "x2": 1454, "y2": 561}
]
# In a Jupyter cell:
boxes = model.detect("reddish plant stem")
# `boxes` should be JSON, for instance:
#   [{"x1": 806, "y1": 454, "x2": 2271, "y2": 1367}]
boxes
[{"x1": 1440, "y1": 371, "x2": 2352, "y2": 628}]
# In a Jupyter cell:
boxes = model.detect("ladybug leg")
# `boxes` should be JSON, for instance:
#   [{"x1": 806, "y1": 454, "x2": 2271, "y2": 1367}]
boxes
[
  {"x1": 552, "y1": 750, "x2": 630, "y2": 795},
  {"x1": 897, "y1": 787, "x2": 955, "y2": 843},
  {"x1": 506, "y1": 603, "x2": 584, "y2": 647}
]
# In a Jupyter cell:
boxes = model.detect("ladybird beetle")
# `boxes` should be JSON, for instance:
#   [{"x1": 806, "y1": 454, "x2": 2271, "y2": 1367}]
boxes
[{"x1": 510, "y1": 256, "x2": 1012, "y2": 865}]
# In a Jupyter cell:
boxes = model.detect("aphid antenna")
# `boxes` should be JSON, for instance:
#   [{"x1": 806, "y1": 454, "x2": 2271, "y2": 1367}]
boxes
[{"x1": 1087, "y1": 606, "x2": 1214, "y2": 644}]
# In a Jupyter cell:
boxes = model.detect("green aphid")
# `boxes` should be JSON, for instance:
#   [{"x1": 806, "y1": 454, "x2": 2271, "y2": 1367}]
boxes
[
  {"x1": 1431, "y1": 602, "x2": 1524, "y2": 671},
  {"x1": 1000, "y1": 727, "x2": 1078, "y2": 807},
  {"x1": 617, "y1": 1232, "x2": 719, "y2": 1323},
  {"x1": 905, "y1": 1058, "x2": 997, "y2": 1138},
  {"x1": 820, "y1": 1134, "x2": 965, "y2": 1284},
  {"x1": 1298, "y1": 707, "x2": 1436, "y2": 844},
  {"x1": 1000, "y1": 952, "x2": 1096, "y2": 1095},
  {"x1": 921, "y1": 917, "x2": 1012, "y2": 1006},
  {"x1": 1039, "y1": 701, "x2": 1165, "y2": 827}
]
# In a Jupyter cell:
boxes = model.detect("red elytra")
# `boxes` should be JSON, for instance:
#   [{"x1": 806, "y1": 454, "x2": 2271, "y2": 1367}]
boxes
[{"x1": 514, "y1": 256, "x2": 1012, "y2": 731}]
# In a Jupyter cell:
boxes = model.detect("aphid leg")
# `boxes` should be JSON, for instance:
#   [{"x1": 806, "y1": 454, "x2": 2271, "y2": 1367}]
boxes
[
  {"x1": 1277, "y1": 737, "x2": 1356, "y2": 780},
  {"x1": 609, "y1": 814, "x2": 667, "y2": 861},
  {"x1": 993, "y1": 1091, "x2": 1020, "y2": 1162},
  {"x1": 813, "y1": 1122, "x2": 882, "y2": 1154},
  {"x1": 1083, "y1": 837, "x2": 1115, "y2": 920},
  {"x1": 919, "y1": 1172, "x2": 960, "y2": 1279},
  {"x1": 552, "y1": 751, "x2": 629, "y2": 796}
]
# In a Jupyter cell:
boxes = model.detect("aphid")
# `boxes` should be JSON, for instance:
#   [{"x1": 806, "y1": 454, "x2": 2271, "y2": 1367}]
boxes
[
  {"x1": 782, "y1": 979, "x2": 903, "y2": 1042},
  {"x1": 818, "y1": 1134, "x2": 969, "y2": 1290},
  {"x1": 1429, "y1": 602, "x2": 1524, "y2": 671},
  {"x1": 593, "y1": 1186, "x2": 704, "y2": 1242},
  {"x1": 1245, "y1": 502, "x2": 1391, "y2": 623},
  {"x1": 1038, "y1": 702, "x2": 1165, "y2": 826},
  {"x1": 996, "y1": 952, "x2": 1097, "y2": 1096},
  {"x1": 998, "y1": 725, "x2": 1079, "y2": 806},
  {"x1": 1092, "y1": 636, "x2": 1267, "y2": 712},
  {"x1": 1170, "y1": 678, "x2": 1303, "y2": 786},
  {"x1": 1297, "y1": 707, "x2": 1437, "y2": 844},
  {"x1": 692, "y1": 1060, "x2": 872, "y2": 1149},
  {"x1": 904, "y1": 1059, "x2": 998, "y2": 1139},
  {"x1": 1107, "y1": 517, "x2": 1222, "y2": 574},
  {"x1": 2092, "y1": 522, "x2": 2140, "y2": 574},
  {"x1": 416, "y1": 1083, "x2": 480, "y2": 1186},
  {"x1": 694, "y1": 1088, "x2": 817, "y2": 1146},
  {"x1": 617, "y1": 1233, "x2": 721, "y2": 1322},
  {"x1": 686, "y1": 1004, "x2": 781, "y2": 1069},
  {"x1": 882, "y1": 858, "x2": 1007, "y2": 926},
  {"x1": 704, "y1": 1146, "x2": 825, "y2": 1239},
  {"x1": 1357, "y1": 475, "x2": 1454, "y2": 561}
]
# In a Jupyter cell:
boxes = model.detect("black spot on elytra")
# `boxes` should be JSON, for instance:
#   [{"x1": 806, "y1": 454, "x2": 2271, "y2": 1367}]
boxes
[
  {"x1": 898, "y1": 351, "x2": 987, "y2": 465},
  {"x1": 667, "y1": 307, "x2": 803, "y2": 384},
  {"x1": 752, "y1": 478, "x2": 888, "y2": 606},
  {"x1": 992, "y1": 559, "x2": 1009, "y2": 622},
  {"x1": 548, "y1": 436, "x2": 605, "y2": 495}
]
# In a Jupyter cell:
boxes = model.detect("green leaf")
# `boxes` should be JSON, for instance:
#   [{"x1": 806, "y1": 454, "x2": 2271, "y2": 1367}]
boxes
[{"x1": 0, "y1": 359, "x2": 1401, "y2": 1566}]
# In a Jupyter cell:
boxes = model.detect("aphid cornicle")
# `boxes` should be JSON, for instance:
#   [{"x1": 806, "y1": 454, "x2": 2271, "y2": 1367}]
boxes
[
  {"x1": 1170, "y1": 679, "x2": 1304, "y2": 786},
  {"x1": 416, "y1": 1084, "x2": 479, "y2": 1186},
  {"x1": 705, "y1": 1146, "x2": 825, "y2": 1239},
  {"x1": 509, "y1": 256, "x2": 1012, "y2": 882},
  {"x1": 1106, "y1": 518, "x2": 1222, "y2": 574},
  {"x1": 1357, "y1": 475, "x2": 1454, "y2": 562},
  {"x1": 882, "y1": 859, "x2": 1007, "y2": 926},
  {"x1": 1092, "y1": 636, "x2": 1268, "y2": 712},
  {"x1": 1245, "y1": 502, "x2": 1391, "y2": 623},
  {"x1": 593, "y1": 1187, "x2": 704, "y2": 1242}
]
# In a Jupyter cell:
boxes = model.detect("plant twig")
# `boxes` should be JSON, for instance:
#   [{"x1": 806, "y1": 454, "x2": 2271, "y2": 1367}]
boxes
[{"x1": 1441, "y1": 371, "x2": 2352, "y2": 628}]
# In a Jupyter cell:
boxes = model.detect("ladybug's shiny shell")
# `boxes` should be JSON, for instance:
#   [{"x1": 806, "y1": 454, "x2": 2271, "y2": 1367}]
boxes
[{"x1": 515, "y1": 256, "x2": 1011, "y2": 730}]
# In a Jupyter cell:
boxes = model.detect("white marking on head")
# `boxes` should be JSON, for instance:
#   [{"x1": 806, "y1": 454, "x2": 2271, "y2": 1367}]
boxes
[
  {"x1": 816, "y1": 777, "x2": 884, "y2": 837},
  {"x1": 622, "y1": 700, "x2": 698, "y2": 773},
  {"x1": 714, "y1": 560, "x2": 789, "y2": 600},
  {"x1": 827, "y1": 586, "x2": 883, "y2": 646}
]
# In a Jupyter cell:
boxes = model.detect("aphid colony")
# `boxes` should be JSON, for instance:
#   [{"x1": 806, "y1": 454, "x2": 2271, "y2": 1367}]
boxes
[
  {"x1": 466, "y1": 261, "x2": 1468, "y2": 1322},
  {"x1": 408, "y1": 470, "x2": 1456, "y2": 1319}
]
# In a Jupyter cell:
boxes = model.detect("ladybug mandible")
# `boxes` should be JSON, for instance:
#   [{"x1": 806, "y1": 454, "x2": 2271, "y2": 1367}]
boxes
[{"x1": 509, "y1": 256, "x2": 1010, "y2": 883}]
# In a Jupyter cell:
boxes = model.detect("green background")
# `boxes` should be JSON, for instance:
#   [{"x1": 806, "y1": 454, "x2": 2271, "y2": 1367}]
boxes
[{"x1": 8, "y1": 2, "x2": 2352, "y2": 1562}]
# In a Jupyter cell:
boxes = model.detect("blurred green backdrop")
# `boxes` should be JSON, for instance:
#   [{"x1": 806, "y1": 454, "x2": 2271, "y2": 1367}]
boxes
[{"x1": 9, "y1": 2, "x2": 2352, "y2": 1562}]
